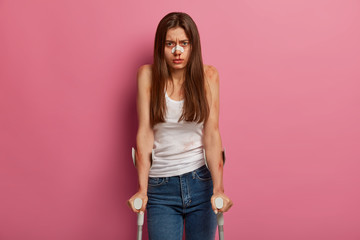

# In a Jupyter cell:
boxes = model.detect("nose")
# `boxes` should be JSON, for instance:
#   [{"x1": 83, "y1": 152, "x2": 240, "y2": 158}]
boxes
[
  {"x1": 172, "y1": 45, "x2": 184, "y2": 55},
  {"x1": 173, "y1": 49, "x2": 181, "y2": 55}
]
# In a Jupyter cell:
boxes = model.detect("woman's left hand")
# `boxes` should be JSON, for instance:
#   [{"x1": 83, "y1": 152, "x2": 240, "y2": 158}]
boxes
[{"x1": 211, "y1": 192, "x2": 233, "y2": 214}]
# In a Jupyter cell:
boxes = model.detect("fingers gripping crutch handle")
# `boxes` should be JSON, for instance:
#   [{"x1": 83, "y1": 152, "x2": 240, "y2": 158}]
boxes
[
  {"x1": 134, "y1": 198, "x2": 144, "y2": 240},
  {"x1": 215, "y1": 197, "x2": 224, "y2": 240}
]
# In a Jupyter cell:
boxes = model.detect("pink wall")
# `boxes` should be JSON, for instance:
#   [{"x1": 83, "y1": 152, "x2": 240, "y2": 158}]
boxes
[{"x1": 1, "y1": 0, "x2": 359, "y2": 239}]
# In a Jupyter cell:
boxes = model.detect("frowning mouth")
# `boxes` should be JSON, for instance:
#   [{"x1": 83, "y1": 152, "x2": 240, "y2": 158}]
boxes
[{"x1": 173, "y1": 59, "x2": 184, "y2": 64}]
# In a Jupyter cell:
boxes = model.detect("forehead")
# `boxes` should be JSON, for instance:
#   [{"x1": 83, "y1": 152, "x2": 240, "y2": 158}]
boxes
[{"x1": 165, "y1": 27, "x2": 188, "y2": 40}]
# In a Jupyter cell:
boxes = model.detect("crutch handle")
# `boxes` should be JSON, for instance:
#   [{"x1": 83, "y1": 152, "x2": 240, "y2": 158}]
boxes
[
  {"x1": 134, "y1": 198, "x2": 144, "y2": 226},
  {"x1": 215, "y1": 197, "x2": 224, "y2": 209},
  {"x1": 215, "y1": 197, "x2": 224, "y2": 226},
  {"x1": 134, "y1": 198, "x2": 142, "y2": 211}
]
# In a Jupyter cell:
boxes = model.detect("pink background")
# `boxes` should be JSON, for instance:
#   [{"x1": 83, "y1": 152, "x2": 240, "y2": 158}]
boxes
[{"x1": 1, "y1": 0, "x2": 359, "y2": 239}]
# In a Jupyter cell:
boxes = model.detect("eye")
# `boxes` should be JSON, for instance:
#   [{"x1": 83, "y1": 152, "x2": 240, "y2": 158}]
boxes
[
  {"x1": 166, "y1": 42, "x2": 174, "y2": 46},
  {"x1": 181, "y1": 42, "x2": 189, "y2": 46}
]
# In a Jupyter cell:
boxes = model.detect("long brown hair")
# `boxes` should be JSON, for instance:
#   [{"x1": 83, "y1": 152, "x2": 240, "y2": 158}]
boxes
[{"x1": 150, "y1": 12, "x2": 209, "y2": 127}]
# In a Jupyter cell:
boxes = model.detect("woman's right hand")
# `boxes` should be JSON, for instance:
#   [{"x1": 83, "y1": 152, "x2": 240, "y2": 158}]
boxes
[{"x1": 127, "y1": 191, "x2": 148, "y2": 214}]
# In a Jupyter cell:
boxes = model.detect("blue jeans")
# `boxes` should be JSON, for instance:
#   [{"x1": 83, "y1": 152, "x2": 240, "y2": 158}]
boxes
[{"x1": 146, "y1": 165, "x2": 217, "y2": 240}]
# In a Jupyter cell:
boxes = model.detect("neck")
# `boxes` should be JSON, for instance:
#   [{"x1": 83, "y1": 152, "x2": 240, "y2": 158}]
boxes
[{"x1": 169, "y1": 68, "x2": 185, "y2": 84}]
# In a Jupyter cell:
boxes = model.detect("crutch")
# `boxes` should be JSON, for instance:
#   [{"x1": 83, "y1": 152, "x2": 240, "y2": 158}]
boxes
[
  {"x1": 215, "y1": 197, "x2": 225, "y2": 240},
  {"x1": 133, "y1": 197, "x2": 144, "y2": 240},
  {"x1": 204, "y1": 148, "x2": 226, "y2": 240},
  {"x1": 132, "y1": 148, "x2": 144, "y2": 240},
  {"x1": 131, "y1": 148, "x2": 154, "y2": 240}
]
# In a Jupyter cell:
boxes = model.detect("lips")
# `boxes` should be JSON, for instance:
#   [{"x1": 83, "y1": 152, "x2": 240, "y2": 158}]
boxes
[{"x1": 173, "y1": 59, "x2": 184, "y2": 64}]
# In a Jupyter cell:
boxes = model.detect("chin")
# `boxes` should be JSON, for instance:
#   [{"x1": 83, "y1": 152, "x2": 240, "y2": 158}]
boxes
[{"x1": 173, "y1": 63, "x2": 187, "y2": 68}]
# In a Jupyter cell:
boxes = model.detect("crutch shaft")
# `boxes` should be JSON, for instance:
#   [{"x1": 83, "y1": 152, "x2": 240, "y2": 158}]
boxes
[
  {"x1": 137, "y1": 226, "x2": 142, "y2": 240},
  {"x1": 218, "y1": 225, "x2": 224, "y2": 240}
]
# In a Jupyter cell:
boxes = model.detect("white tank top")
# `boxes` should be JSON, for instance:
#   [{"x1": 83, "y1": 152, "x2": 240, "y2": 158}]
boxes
[{"x1": 149, "y1": 91, "x2": 205, "y2": 177}]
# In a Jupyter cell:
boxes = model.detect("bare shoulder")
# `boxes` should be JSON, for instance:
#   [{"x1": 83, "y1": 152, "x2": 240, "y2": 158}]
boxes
[
  {"x1": 137, "y1": 64, "x2": 153, "y2": 90},
  {"x1": 204, "y1": 64, "x2": 219, "y2": 88},
  {"x1": 138, "y1": 64, "x2": 152, "y2": 75}
]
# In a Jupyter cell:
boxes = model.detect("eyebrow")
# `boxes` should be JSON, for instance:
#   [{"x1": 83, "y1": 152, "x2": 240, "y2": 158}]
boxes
[{"x1": 165, "y1": 39, "x2": 189, "y2": 42}]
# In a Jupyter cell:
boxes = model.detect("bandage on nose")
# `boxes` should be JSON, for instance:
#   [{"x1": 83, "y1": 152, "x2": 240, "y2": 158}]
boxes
[{"x1": 172, "y1": 45, "x2": 184, "y2": 53}]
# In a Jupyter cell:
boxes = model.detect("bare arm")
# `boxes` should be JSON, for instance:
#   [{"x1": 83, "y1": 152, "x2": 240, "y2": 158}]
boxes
[
  {"x1": 203, "y1": 65, "x2": 233, "y2": 213},
  {"x1": 128, "y1": 64, "x2": 154, "y2": 213},
  {"x1": 203, "y1": 65, "x2": 224, "y2": 192}
]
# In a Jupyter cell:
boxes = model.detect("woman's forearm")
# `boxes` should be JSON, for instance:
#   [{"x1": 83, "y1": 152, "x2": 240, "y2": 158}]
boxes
[
  {"x1": 136, "y1": 131, "x2": 154, "y2": 193},
  {"x1": 203, "y1": 129, "x2": 224, "y2": 193}
]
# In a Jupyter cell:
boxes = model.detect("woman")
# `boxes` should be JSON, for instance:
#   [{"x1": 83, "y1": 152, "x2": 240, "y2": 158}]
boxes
[{"x1": 127, "y1": 12, "x2": 233, "y2": 239}]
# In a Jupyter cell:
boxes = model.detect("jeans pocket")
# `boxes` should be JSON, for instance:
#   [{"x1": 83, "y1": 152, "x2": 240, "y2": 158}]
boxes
[
  {"x1": 148, "y1": 177, "x2": 167, "y2": 187},
  {"x1": 194, "y1": 166, "x2": 212, "y2": 181}
]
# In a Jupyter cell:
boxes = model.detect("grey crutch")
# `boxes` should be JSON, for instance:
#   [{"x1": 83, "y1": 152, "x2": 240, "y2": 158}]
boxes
[
  {"x1": 133, "y1": 198, "x2": 144, "y2": 240},
  {"x1": 215, "y1": 197, "x2": 225, "y2": 240},
  {"x1": 131, "y1": 148, "x2": 146, "y2": 240},
  {"x1": 204, "y1": 148, "x2": 226, "y2": 240}
]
